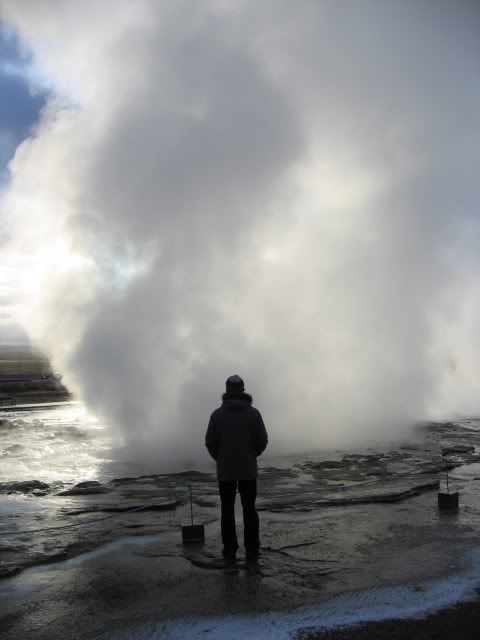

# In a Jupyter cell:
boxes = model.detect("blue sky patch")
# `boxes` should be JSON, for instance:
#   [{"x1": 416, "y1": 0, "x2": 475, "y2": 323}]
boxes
[{"x1": 0, "y1": 25, "x2": 49, "y2": 183}]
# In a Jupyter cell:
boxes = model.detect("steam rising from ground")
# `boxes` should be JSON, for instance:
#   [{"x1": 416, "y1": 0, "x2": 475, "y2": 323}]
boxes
[{"x1": 1, "y1": 1, "x2": 480, "y2": 465}]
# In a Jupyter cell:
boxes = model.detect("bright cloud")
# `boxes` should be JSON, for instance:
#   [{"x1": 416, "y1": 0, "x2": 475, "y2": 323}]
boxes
[{"x1": 1, "y1": 0, "x2": 480, "y2": 466}]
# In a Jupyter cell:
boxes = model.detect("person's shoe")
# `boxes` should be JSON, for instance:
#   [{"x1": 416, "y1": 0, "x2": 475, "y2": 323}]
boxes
[
  {"x1": 245, "y1": 551, "x2": 260, "y2": 563},
  {"x1": 222, "y1": 548, "x2": 237, "y2": 563}
]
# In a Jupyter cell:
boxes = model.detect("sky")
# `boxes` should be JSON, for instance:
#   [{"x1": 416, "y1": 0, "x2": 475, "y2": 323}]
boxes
[
  {"x1": 0, "y1": 25, "x2": 47, "y2": 343},
  {"x1": 0, "y1": 1, "x2": 479, "y2": 465},
  {"x1": 0, "y1": 27, "x2": 46, "y2": 180}
]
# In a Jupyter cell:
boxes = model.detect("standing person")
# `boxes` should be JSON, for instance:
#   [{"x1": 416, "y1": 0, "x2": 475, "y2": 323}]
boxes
[{"x1": 205, "y1": 375, "x2": 268, "y2": 563}]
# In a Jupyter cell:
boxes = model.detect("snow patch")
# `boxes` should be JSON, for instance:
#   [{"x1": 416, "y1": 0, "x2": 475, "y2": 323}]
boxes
[{"x1": 104, "y1": 549, "x2": 480, "y2": 640}]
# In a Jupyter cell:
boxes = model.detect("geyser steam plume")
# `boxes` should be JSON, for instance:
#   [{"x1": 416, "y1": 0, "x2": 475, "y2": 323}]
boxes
[{"x1": 1, "y1": 1, "x2": 480, "y2": 466}]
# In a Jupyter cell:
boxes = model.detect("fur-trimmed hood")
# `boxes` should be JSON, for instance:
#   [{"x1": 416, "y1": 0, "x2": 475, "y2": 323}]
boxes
[
  {"x1": 221, "y1": 391, "x2": 252, "y2": 411},
  {"x1": 206, "y1": 393, "x2": 268, "y2": 480}
]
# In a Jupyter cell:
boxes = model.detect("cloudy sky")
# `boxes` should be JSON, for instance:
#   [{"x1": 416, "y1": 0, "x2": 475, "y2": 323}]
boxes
[
  {"x1": 0, "y1": 1, "x2": 479, "y2": 464},
  {"x1": 0, "y1": 25, "x2": 46, "y2": 341}
]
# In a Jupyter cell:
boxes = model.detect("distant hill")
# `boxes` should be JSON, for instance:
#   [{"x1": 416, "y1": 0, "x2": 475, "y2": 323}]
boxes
[
  {"x1": 0, "y1": 345, "x2": 71, "y2": 403},
  {"x1": 0, "y1": 344, "x2": 50, "y2": 377}
]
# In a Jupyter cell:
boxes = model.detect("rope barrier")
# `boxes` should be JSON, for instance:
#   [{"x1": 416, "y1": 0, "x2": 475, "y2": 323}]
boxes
[
  {"x1": 0, "y1": 488, "x2": 190, "y2": 538},
  {"x1": 0, "y1": 459, "x2": 451, "y2": 537}
]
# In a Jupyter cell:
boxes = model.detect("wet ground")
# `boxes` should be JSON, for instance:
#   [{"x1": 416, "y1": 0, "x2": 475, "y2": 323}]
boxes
[
  {"x1": 2, "y1": 486, "x2": 480, "y2": 639},
  {"x1": 1, "y1": 408, "x2": 480, "y2": 638}
]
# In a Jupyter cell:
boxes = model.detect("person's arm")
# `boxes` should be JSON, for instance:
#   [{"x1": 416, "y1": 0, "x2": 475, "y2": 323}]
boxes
[
  {"x1": 205, "y1": 414, "x2": 218, "y2": 460},
  {"x1": 254, "y1": 410, "x2": 268, "y2": 456}
]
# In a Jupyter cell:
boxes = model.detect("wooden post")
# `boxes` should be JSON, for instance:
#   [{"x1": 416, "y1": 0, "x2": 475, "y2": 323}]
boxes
[
  {"x1": 438, "y1": 455, "x2": 459, "y2": 511},
  {"x1": 181, "y1": 482, "x2": 205, "y2": 544},
  {"x1": 190, "y1": 484, "x2": 194, "y2": 526}
]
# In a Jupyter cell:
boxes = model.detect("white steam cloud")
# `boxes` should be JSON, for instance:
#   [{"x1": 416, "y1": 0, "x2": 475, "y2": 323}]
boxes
[{"x1": 1, "y1": 1, "x2": 480, "y2": 465}]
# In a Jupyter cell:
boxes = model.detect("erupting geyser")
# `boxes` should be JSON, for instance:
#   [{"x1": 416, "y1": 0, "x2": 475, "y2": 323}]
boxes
[{"x1": 1, "y1": 1, "x2": 480, "y2": 466}]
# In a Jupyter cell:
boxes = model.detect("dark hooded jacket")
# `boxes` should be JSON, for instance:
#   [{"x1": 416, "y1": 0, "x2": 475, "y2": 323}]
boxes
[{"x1": 205, "y1": 392, "x2": 268, "y2": 481}]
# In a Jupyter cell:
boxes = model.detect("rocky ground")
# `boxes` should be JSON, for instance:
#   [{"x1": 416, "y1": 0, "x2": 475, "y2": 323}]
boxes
[{"x1": 1, "y1": 419, "x2": 480, "y2": 638}]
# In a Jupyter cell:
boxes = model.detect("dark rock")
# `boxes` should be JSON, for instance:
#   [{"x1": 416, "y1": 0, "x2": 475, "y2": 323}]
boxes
[
  {"x1": 57, "y1": 487, "x2": 111, "y2": 496},
  {"x1": 316, "y1": 461, "x2": 344, "y2": 470},
  {"x1": 194, "y1": 499, "x2": 217, "y2": 507},
  {"x1": 315, "y1": 481, "x2": 439, "y2": 508},
  {"x1": 0, "y1": 480, "x2": 50, "y2": 494},
  {"x1": 442, "y1": 445, "x2": 475, "y2": 456},
  {"x1": 75, "y1": 480, "x2": 102, "y2": 488},
  {"x1": 57, "y1": 480, "x2": 111, "y2": 496},
  {"x1": 366, "y1": 468, "x2": 388, "y2": 477},
  {"x1": 418, "y1": 463, "x2": 457, "y2": 474}
]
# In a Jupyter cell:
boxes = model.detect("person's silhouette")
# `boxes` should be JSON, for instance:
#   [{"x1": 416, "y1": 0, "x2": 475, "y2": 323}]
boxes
[{"x1": 205, "y1": 375, "x2": 268, "y2": 562}]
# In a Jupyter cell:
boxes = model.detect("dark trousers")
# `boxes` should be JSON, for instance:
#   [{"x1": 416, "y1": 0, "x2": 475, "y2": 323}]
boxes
[{"x1": 219, "y1": 479, "x2": 259, "y2": 557}]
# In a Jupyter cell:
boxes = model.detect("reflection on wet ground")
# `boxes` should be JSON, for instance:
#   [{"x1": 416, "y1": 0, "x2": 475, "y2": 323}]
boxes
[
  {"x1": 1, "y1": 415, "x2": 480, "y2": 639},
  {"x1": 1, "y1": 418, "x2": 480, "y2": 582}
]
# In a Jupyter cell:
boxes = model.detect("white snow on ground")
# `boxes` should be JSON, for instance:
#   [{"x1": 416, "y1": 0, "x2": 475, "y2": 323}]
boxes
[{"x1": 105, "y1": 549, "x2": 480, "y2": 640}]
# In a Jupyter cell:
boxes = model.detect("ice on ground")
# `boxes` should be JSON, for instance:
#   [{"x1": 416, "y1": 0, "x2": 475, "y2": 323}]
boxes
[{"x1": 105, "y1": 549, "x2": 480, "y2": 639}]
